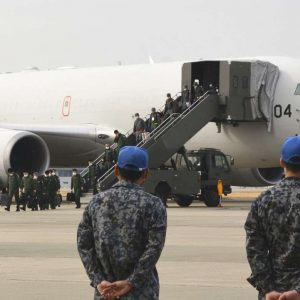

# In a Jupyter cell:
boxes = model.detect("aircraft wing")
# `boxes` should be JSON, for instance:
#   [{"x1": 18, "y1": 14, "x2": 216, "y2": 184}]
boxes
[
  {"x1": 0, "y1": 123, "x2": 117, "y2": 170},
  {"x1": 0, "y1": 123, "x2": 114, "y2": 144}
]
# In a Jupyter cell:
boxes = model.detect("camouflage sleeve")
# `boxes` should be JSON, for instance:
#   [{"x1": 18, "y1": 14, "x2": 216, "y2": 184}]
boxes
[
  {"x1": 127, "y1": 200, "x2": 167, "y2": 289},
  {"x1": 20, "y1": 178, "x2": 24, "y2": 189},
  {"x1": 245, "y1": 198, "x2": 274, "y2": 294},
  {"x1": 77, "y1": 205, "x2": 105, "y2": 288}
]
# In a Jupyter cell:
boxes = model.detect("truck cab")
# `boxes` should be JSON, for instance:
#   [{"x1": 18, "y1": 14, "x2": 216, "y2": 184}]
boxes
[
  {"x1": 144, "y1": 147, "x2": 233, "y2": 207},
  {"x1": 179, "y1": 149, "x2": 232, "y2": 206}
]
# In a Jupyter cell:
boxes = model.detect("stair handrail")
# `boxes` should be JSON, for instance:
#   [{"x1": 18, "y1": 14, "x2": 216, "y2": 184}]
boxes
[
  {"x1": 97, "y1": 91, "x2": 210, "y2": 186},
  {"x1": 136, "y1": 91, "x2": 210, "y2": 145},
  {"x1": 80, "y1": 91, "x2": 183, "y2": 177}
]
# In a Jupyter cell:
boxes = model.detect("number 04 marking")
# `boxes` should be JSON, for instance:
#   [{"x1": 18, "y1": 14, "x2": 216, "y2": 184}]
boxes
[{"x1": 274, "y1": 104, "x2": 292, "y2": 118}]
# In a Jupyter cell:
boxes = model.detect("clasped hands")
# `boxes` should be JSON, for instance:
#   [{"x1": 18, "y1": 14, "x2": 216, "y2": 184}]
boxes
[
  {"x1": 97, "y1": 280, "x2": 132, "y2": 300},
  {"x1": 266, "y1": 290, "x2": 300, "y2": 300}
]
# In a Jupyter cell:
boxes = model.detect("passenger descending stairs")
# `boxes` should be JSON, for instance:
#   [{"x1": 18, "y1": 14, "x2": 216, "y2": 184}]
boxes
[{"x1": 81, "y1": 92, "x2": 219, "y2": 191}]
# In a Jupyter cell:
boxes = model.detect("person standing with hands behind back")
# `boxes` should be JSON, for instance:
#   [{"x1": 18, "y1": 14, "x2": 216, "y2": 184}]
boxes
[
  {"x1": 245, "y1": 136, "x2": 300, "y2": 300},
  {"x1": 77, "y1": 146, "x2": 167, "y2": 300}
]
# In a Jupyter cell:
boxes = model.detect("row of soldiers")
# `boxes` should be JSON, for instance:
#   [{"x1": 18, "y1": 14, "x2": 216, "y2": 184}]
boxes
[{"x1": 4, "y1": 168, "x2": 61, "y2": 211}]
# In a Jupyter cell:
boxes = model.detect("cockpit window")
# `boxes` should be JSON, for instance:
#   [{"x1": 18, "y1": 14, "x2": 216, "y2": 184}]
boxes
[{"x1": 295, "y1": 84, "x2": 300, "y2": 95}]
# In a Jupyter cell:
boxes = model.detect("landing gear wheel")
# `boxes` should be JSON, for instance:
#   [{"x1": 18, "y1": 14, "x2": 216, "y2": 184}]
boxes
[
  {"x1": 174, "y1": 195, "x2": 193, "y2": 207},
  {"x1": 155, "y1": 182, "x2": 171, "y2": 207},
  {"x1": 202, "y1": 189, "x2": 220, "y2": 207}
]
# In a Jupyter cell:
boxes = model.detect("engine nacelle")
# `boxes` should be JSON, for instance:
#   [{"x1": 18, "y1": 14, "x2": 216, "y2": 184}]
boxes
[
  {"x1": 0, "y1": 129, "x2": 50, "y2": 183},
  {"x1": 231, "y1": 167, "x2": 283, "y2": 187}
]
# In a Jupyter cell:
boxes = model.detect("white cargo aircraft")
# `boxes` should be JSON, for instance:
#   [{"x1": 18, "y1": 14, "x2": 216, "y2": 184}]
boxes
[{"x1": 0, "y1": 57, "x2": 298, "y2": 186}]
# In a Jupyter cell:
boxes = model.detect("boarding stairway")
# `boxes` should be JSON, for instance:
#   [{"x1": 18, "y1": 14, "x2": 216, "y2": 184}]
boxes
[
  {"x1": 80, "y1": 92, "x2": 183, "y2": 179},
  {"x1": 81, "y1": 91, "x2": 220, "y2": 191}
]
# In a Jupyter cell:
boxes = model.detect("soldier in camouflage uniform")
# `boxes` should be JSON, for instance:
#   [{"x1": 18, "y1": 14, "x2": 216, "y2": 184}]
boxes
[
  {"x1": 77, "y1": 146, "x2": 167, "y2": 300},
  {"x1": 47, "y1": 171, "x2": 58, "y2": 209},
  {"x1": 20, "y1": 171, "x2": 33, "y2": 211},
  {"x1": 32, "y1": 172, "x2": 40, "y2": 211},
  {"x1": 114, "y1": 130, "x2": 127, "y2": 156},
  {"x1": 103, "y1": 144, "x2": 115, "y2": 171},
  {"x1": 245, "y1": 136, "x2": 300, "y2": 300},
  {"x1": 71, "y1": 169, "x2": 83, "y2": 209},
  {"x1": 43, "y1": 170, "x2": 50, "y2": 209},
  {"x1": 52, "y1": 169, "x2": 61, "y2": 206},
  {"x1": 5, "y1": 168, "x2": 20, "y2": 211}
]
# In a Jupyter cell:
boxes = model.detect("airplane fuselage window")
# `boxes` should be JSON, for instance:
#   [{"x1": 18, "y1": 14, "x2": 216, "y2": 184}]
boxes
[{"x1": 294, "y1": 83, "x2": 300, "y2": 95}]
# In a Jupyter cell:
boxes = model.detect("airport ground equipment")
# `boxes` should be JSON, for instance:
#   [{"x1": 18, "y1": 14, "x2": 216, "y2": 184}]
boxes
[
  {"x1": 143, "y1": 147, "x2": 233, "y2": 207},
  {"x1": 80, "y1": 60, "x2": 279, "y2": 206}
]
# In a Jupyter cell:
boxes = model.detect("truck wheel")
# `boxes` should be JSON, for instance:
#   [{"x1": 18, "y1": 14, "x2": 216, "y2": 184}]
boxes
[
  {"x1": 155, "y1": 182, "x2": 171, "y2": 206},
  {"x1": 202, "y1": 189, "x2": 220, "y2": 207},
  {"x1": 174, "y1": 195, "x2": 193, "y2": 207}
]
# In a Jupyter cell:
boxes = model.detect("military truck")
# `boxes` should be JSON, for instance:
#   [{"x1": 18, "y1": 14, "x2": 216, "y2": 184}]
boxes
[{"x1": 144, "y1": 147, "x2": 233, "y2": 207}]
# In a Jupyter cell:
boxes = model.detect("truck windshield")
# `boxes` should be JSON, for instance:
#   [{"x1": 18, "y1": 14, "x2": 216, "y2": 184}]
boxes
[
  {"x1": 213, "y1": 154, "x2": 230, "y2": 171},
  {"x1": 186, "y1": 154, "x2": 206, "y2": 171}
]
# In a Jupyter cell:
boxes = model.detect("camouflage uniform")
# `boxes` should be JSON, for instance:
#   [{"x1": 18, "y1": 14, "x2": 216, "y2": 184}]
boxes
[
  {"x1": 245, "y1": 177, "x2": 300, "y2": 300},
  {"x1": 32, "y1": 177, "x2": 39, "y2": 210},
  {"x1": 103, "y1": 148, "x2": 115, "y2": 171},
  {"x1": 88, "y1": 164, "x2": 96, "y2": 191},
  {"x1": 71, "y1": 173, "x2": 83, "y2": 208},
  {"x1": 20, "y1": 175, "x2": 33, "y2": 209},
  {"x1": 114, "y1": 133, "x2": 127, "y2": 156},
  {"x1": 7, "y1": 173, "x2": 20, "y2": 210},
  {"x1": 77, "y1": 180, "x2": 167, "y2": 300},
  {"x1": 20, "y1": 175, "x2": 33, "y2": 194},
  {"x1": 47, "y1": 175, "x2": 58, "y2": 209},
  {"x1": 53, "y1": 173, "x2": 61, "y2": 206}
]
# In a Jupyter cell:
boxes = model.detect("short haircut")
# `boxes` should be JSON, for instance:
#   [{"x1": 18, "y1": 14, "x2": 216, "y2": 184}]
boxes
[
  {"x1": 167, "y1": 93, "x2": 171, "y2": 97},
  {"x1": 114, "y1": 130, "x2": 119, "y2": 134},
  {"x1": 284, "y1": 162, "x2": 300, "y2": 173},
  {"x1": 118, "y1": 167, "x2": 145, "y2": 182},
  {"x1": 7, "y1": 168, "x2": 13, "y2": 173},
  {"x1": 72, "y1": 168, "x2": 77, "y2": 172}
]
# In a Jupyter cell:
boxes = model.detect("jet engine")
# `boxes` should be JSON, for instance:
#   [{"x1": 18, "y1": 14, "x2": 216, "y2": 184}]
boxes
[
  {"x1": 231, "y1": 167, "x2": 283, "y2": 187},
  {"x1": 0, "y1": 129, "x2": 50, "y2": 182}
]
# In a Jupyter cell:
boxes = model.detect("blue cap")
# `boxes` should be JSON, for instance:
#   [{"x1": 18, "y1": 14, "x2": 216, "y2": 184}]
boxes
[
  {"x1": 282, "y1": 136, "x2": 300, "y2": 165},
  {"x1": 117, "y1": 146, "x2": 149, "y2": 171}
]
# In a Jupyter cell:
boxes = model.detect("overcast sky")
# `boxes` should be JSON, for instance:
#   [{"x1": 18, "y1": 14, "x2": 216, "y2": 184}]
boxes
[{"x1": 0, "y1": 0, "x2": 298, "y2": 72}]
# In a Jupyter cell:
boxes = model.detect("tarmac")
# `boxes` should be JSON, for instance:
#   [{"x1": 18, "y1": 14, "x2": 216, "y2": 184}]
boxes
[{"x1": 0, "y1": 191, "x2": 262, "y2": 300}]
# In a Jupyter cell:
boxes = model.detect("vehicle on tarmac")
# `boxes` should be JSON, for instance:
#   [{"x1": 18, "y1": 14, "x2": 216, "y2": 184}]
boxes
[{"x1": 144, "y1": 147, "x2": 233, "y2": 207}]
